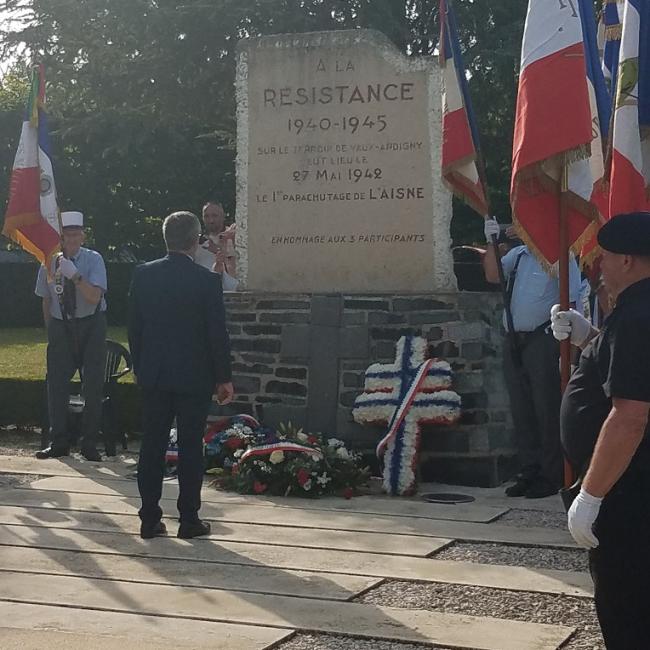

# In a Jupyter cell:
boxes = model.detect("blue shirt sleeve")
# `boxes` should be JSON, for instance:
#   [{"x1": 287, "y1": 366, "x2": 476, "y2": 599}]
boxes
[
  {"x1": 34, "y1": 265, "x2": 49, "y2": 298},
  {"x1": 500, "y1": 246, "x2": 521, "y2": 278},
  {"x1": 86, "y1": 251, "x2": 108, "y2": 292},
  {"x1": 568, "y1": 255, "x2": 582, "y2": 303}
]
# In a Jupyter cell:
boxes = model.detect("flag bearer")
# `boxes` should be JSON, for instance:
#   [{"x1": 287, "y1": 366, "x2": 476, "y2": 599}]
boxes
[
  {"x1": 35, "y1": 211, "x2": 108, "y2": 461},
  {"x1": 552, "y1": 212, "x2": 650, "y2": 649}
]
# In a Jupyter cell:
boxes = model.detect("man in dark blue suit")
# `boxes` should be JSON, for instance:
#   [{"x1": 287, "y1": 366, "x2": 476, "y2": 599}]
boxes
[{"x1": 128, "y1": 211, "x2": 233, "y2": 539}]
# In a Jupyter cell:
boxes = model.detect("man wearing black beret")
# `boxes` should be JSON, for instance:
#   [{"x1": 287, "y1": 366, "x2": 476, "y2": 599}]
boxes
[{"x1": 550, "y1": 211, "x2": 650, "y2": 648}]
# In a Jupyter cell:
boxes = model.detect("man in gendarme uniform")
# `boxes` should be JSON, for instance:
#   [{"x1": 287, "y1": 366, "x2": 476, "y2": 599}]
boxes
[
  {"x1": 35, "y1": 210, "x2": 108, "y2": 462},
  {"x1": 551, "y1": 211, "x2": 650, "y2": 648}
]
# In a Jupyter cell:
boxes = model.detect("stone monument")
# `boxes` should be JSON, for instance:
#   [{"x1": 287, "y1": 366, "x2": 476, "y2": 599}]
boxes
[
  {"x1": 226, "y1": 29, "x2": 516, "y2": 486},
  {"x1": 235, "y1": 30, "x2": 455, "y2": 293}
]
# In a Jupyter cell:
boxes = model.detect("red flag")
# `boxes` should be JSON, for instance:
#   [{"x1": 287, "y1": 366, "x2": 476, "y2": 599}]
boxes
[
  {"x1": 511, "y1": 1, "x2": 607, "y2": 267},
  {"x1": 2, "y1": 66, "x2": 60, "y2": 266},
  {"x1": 608, "y1": 0, "x2": 650, "y2": 216},
  {"x1": 439, "y1": 0, "x2": 489, "y2": 217}
]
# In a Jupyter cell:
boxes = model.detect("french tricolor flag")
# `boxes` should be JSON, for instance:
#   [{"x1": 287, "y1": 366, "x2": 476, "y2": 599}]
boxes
[
  {"x1": 608, "y1": 0, "x2": 650, "y2": 216},
  {"x1": 599, "y1": 0, "x2": 624, "y2": 96},
  {"x1": 1, "y1": 65, "x2": 60, "y2": 267},
  {"x1": 439, "y1": 0, "x2": 488, "y2": 218},
  {"x1": 511, "y1": 0, "x2": 609, "y2": 267}
]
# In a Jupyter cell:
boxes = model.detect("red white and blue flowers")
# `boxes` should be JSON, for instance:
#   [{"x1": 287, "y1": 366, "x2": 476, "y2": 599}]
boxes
[
  {"x1": 198, "y1": 417, "x2": 368, "y2": 498},
  {"x1": 353, "y1": 335, "x2": 461, "y2": 496}
]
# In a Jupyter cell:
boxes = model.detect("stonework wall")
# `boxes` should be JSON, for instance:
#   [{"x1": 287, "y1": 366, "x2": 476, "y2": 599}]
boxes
[{"x1": 222, "y1": 291, "x2": 515, "y2": 487}]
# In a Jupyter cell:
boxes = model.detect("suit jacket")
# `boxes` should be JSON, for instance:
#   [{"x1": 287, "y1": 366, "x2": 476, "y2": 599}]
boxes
[{"x1": 128, "y1": 252, "x2": 231, "y2": 394}]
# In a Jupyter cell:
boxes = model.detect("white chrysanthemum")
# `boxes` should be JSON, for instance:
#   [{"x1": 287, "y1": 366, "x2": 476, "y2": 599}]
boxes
[{"x1": 336, "y1": 446, "x2": 350, "y2": 460}]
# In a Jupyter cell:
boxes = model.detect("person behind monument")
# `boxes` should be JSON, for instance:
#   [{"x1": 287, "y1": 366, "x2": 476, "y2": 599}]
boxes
[
  {"x1": 35, "y1": 210, "x2": 108, "y2": 462},
  {"x1": 482, "y1": 218, "x2": 581, "y2": 498},
  {"x1": 550, "y1": 212, "x2": 650, "y2": 648},
  {"x1": 128, "y1": 210, "x2": 234, "y2": 539},
  {"x1": 193, "y1": 200, "x2": 238, "y2": 290}
]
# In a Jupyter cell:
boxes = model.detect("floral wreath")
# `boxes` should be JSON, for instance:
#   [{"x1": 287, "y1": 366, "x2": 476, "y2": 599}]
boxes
[
  {"x1": 353, "y1": 335, "x2": 461, "y2": 496},
  {"x1": 167, "y1": 415, "x2": 368, "y2": 498}
]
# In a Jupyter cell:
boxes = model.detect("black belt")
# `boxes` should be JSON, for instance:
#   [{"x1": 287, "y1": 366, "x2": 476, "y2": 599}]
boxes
[
  {"x1": 512, "y1": 320, "x2": 551, "y2": 343},
  {"x1": 54, "y1": 313, "x2": 104, "y2": 323}
]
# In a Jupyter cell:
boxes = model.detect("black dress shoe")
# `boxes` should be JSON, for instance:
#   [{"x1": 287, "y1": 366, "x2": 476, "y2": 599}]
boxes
[
  {"x1": 524, "y1": 477, "x2": 558, "y2": 499},
  {"x1": 505, "y1": 475, "x2": 530, "y2": 497},
  {"x1": 140, "y1": 521, "x2": 168, "y2": 539},
  {"x1": 177, "y1": 520, "x2": 211, "y2": 539},
  {"x1": 35, "y1": 446, "x2": 69, "y2": 459},
  {"x1": 81, "y1": 448, "x2": 102, "y2": 462}
]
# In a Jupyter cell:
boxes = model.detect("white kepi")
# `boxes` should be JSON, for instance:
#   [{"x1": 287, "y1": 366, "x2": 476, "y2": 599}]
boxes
[{"x1": 60, "y1": 211, "x2": 83, "y2": 228}]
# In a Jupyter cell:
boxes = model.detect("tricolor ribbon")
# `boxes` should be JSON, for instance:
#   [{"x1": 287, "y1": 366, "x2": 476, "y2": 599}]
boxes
[
  {"x1": 239, "y1": 441, "x2": 323, "y2": 463},
  {"x1": 376, "y1": 358, "x2": 435, "y2": 458}
]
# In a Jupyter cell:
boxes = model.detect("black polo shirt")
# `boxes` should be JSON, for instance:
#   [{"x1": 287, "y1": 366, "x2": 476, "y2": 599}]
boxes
[{"x1": 560, "y1": 277, "x2": 650, "y2": 472}]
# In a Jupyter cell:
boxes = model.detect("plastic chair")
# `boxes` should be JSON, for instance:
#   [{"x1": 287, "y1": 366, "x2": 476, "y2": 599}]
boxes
[{"x1": 101, "y1": 340, "x2": 133, "y2": 456}]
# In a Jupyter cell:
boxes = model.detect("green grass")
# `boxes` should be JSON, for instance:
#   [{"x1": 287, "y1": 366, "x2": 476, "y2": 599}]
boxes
[{"x1": 0, "y1": 327, "x2": 132, "y2": 382}]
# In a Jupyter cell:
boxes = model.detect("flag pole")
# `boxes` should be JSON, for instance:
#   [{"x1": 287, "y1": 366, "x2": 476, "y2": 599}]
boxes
[
  {"x1": 33, "y1": 63, "x2": 64, "y2": 239},
  {"x1": 475, "y1": 158, "x2": 520, "y2": 364},
  {"x1": 30, "y1": 63, "x2": 64, "y2": 276},
  {"x1": 559, "y1": 161, "x2": 574, "y2": 488},
  {"x1": 491, "y1": 234, "x2": 521, "y2": 365},
  {"x1": 439, "y1": 0, "x2": 517, "y2": 358}
]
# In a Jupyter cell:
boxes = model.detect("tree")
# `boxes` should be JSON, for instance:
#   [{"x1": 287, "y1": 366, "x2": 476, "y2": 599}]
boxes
[{"x1": 0, "y1": 0, "x2": 527, "y2": 257}]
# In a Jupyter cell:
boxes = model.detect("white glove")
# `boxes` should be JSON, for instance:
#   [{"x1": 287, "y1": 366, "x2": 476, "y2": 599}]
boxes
[
  {"x1": 483, "y1": 218, "x2": 500, "y2": 243},
  {"x1": 567, "y1": 488, "x2": 602, "y2": 548},
  {"x1": 58, "y1": 257, "x2": 78, "y2": 279},
  {"x1": 550, "y1": 304, "x2": 592, "y2": 346}
]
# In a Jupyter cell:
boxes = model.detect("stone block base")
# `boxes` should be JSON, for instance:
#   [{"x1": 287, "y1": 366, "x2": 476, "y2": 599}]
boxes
[
  {"x1": 223, "y1": 291, "x2": 515, "y2": 487},
  {"x1": 420, "y1": 453, "x2": 519, "y2": 488}
]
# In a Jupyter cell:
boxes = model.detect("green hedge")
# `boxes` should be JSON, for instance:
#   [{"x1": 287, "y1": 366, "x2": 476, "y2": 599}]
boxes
[
  {"x1": 0, "y1": 264, "x2": 41, "y2": 328},
  {"x1": 0, "y1": 262, "x2": 136, "y2": 328},
  {"x1": 0, "y1": 378, "x2": 142, "y2": 433}
]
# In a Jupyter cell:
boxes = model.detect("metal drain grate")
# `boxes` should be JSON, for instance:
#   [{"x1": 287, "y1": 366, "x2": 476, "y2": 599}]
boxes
[{"x1": 421, "y1": 492, "x2": 475, "y2": 504}]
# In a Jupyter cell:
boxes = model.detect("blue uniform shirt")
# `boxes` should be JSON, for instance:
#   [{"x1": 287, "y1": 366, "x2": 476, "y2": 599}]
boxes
[
  {"x1": 35, "y1": 247, "x2": 107, "y2": 319},
  {"x1": 501, "y1": 245, "x2": 581, "y2": 332}
]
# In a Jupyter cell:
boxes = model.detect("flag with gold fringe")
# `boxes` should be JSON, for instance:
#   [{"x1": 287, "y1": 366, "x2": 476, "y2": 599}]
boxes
[{"x1": 511, "y1": 0, "x2": 610, "y2": 269}]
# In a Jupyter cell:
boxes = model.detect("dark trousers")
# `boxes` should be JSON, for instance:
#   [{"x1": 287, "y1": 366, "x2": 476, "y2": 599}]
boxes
[
  {"x1": 589, "y1": 470, "x2": 650, "y2": 648},
  {"x1": 46, "y1": 314, "x2": 107, "y2": 451},
  {"x1": 137, "y1": 388, "x2": 211, "y2": 525},
  {"x1": 503, "y1": 329, "x2": 563, "y2": 486}
]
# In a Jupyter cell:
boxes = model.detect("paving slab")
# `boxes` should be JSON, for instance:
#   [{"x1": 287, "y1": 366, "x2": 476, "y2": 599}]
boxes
[
  {"x1": 0, "y1": 455, "x2": 560, "y2": 516},
  {"x1": 0, "y1": 571, "x2": 574, "y2": 649},
  {"x1": 0, "y1": 504, "x2": 450, "y2": 556},
  {"x1": 0, "y1": 544, "x2": 380, "y2": 600},
  {"x1": 0, "y1": 601, "x2": 291, "y2": 649},
  {"x1": 25, "y1": 475, "x2": 508, "y2": 522},
  {"x1": 0, "y1": 487, "x2": 576, "y2": 546},
  {"x1": 0, "y1": 524, "x2": 589, "y2": 596},
  {"x1": 0, "y1": 454, "x2": 136, "y2": 479}
]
